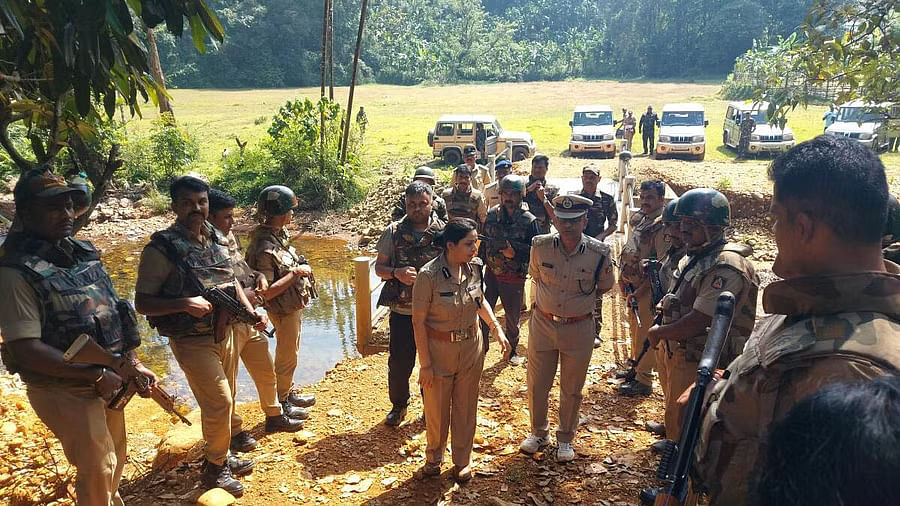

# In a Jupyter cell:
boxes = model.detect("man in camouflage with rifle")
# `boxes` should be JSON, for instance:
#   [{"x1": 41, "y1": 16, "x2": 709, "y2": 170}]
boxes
[
  {"x1": 443, "y1": 164, "x2": 487, "y2": 227},
  {"x1": 244, "y1": 186, "x2": 318, "y2": 422},
  {"x1": 0, "y1": 170, "x2": 158, "y2": 506},
  {"x1": 616, "y1": 180, "x2": 667, "y2": 397},
  {"x1": 579, "y1": 164, "x2": 618, "y2": 347},
  {"x1": 375, "y1": 181, "x2": 446, "y2": 426},
  {"x1": 479, "y1": 175, "x2": 540, "y2": 363},
  {"x1": 135, "y1": 176, "x2": 257, "y2": 496}
]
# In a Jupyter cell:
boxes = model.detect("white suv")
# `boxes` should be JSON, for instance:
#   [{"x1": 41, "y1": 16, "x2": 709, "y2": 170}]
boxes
[
  {"x1": 568, "y1": 105, "x2": 616, "y2": 157},
  {"x1": 826, "y1": 101, "x2": 892, "y2": 152},
  {"x1": 656, "y1": 103, "x2": 707, "y2": 161},
  {"x1": 723, "y1": 101, "x2": 795, "y2": 155}
]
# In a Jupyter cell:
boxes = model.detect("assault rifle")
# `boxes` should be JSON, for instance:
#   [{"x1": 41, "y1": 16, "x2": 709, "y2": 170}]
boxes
[
  {"x1": 624, "y1": 283, "x2": 642, "y2": 328},
  {"x1": 477, "y1": 234, "x2": 532, "y2": 251},
  {"x1": 653, "y1": 292, "x2": 735, "y2": 506},
  {"x1": 63, "y1": 334, "x2": 192, "y2": 425},
  {"x1": 622, "y1": 259, "x2": 665, "y2": 382}
]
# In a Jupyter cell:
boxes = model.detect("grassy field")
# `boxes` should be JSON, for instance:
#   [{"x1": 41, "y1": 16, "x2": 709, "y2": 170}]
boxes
[{"x1": 128, "y1": 81, "x2": 899, "y2": 181}]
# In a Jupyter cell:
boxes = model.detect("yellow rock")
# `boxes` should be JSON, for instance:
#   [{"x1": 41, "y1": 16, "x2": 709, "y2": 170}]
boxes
[
  {"x1": 196, "y1": 488, "x2": 236, "y2": 506},
  {"x1": 0, "y1": 422, "x2": 16, "y2": 435}
]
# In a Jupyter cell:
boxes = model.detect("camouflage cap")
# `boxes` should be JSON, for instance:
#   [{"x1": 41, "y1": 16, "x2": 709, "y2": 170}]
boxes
[
  {"x1": 14, "y1": 169, "x2": 85, "y2": 204},
  {"x1": 257, "y1": 185, "x2": 299, "y2": 217},
  {"x1": 413, "y1": 166, "x2": 436, "y2": 184},
  {"x1": 552, "y1": 194, "x2": 592, "y2": 219},
  {"x1": 674, "y1": 188, "x2": 730, "y2": 227},
  {"x1": 463, "y1": 144, "x2": 478, "y2": 156}
]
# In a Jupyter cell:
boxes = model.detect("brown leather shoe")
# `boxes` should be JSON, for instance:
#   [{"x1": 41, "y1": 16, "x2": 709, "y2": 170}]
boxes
[{"x1": 453, "y1": 465, "x2": 472, "y2": 483}]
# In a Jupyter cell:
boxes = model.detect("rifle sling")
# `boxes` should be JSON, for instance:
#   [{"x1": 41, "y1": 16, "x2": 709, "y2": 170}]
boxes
[{"x1": 669, "y1": 239, "x2": 726, "y2": 295}]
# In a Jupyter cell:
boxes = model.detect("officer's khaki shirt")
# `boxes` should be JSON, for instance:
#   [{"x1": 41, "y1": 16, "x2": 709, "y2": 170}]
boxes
[
  {"x1": 529, "y1": 233, "x2": 614, "y2": 318},
  {"x1": 411, "y1": 254, "x2": 482, "y2": 333},
  {"x1": 0, "y1": 267, "x2": 41, "y2": 341}
]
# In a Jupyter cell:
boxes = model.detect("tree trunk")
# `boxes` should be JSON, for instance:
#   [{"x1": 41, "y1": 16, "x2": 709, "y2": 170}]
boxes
[
  {"x1": 146, "y1": 26, "x2": 173, "y2": 116},
  {"x1": 319, "y1": 0, "x2": 330, "y2": 172},
  {"x1": 341, "y1": 0, "x2": 369, "y2": 164},
  {"x1": 68, "y1": 133, "x2": 124, "y2": 233},
  {"x1": 328, "y1": 0, "x2": 335, "y2": 100}
]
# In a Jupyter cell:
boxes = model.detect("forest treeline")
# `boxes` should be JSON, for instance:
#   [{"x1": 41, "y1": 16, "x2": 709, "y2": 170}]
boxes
[{"x1": 156, "y1": 0, "x2": 812, "y2": 88}]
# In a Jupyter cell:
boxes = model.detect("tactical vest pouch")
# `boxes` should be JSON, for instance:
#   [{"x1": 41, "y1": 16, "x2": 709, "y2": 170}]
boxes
[{"x1": 117, "y1": 300, "x2": 142, "y2": 352}]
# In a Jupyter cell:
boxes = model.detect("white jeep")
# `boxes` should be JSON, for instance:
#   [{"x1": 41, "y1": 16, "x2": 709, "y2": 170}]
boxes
[
  {"x1": 826, "y1": 100, "x2": 893, "y2": 152},
  {"x1": 723, "y1": 101, "x2": 795, "y2": 155},
  {"x1": 568, "y1": 105, "x2": 616, "y2": 157},
  {"x1": 656, "y1": 103, "x2": 707, "y2": 161}
]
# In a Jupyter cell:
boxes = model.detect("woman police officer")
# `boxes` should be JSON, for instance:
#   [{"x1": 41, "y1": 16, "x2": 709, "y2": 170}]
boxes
[{"x1": 411, "y1": 218, "x2": 511, "y2": 481}]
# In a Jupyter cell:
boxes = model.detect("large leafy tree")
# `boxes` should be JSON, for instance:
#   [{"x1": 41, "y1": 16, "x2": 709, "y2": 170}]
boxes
[
  {"x1": 0, "y1": 0, "x2": 224, "y2": 228},
  {"x1": 759, "y1": 0, "x2": 899, "y2": 126}
]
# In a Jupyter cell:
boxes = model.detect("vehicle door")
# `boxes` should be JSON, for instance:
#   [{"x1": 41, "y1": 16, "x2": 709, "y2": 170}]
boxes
[
  {"x1": 482, "y1": 123, "x2": 498, "y2": 156},
  {"x1": 433, "y1": 122, "x2": 456, "y2": 151},
  {"x1": 723, "y1": 106, "x2": 737, "y2": 146},
  {"x1": 456, "y1": 122, "x2": 475, "y2": 147}
]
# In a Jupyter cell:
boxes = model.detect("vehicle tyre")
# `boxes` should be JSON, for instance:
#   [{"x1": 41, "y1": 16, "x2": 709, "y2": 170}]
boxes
[
  {"x1": 512, "y1": 147, "x2": 528, "y2": 162},
  {"x1": 722, "y1": 131, "x2": 728, "y2": 147},
  {"x1": 443, "y1": 148, "x2": 462, "y2": 166}
]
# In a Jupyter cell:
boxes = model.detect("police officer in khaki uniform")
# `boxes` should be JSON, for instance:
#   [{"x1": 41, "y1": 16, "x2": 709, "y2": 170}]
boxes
[
  {"x1": 483, "y1": 159, "x2": 513, "y2": 211},
  {"x1": 0, "y1": 170, "x2": 157, "y2": 506},
  {"x1": 617, "y1": 180, "x2": 667, "y2": 396},
  {"x1": 519, "y1": 194, "x2": 614, "y2": 462},
  {"x1": 463, "y1": 144, "x2": 492, "y2": 191},
  {"x1": 207, "y1": 189, "x2": 305, "y2": 442},
  {"x1": 412, "y1": 218, "x2": 510, "y2": 481},
  {"x1": 645, "y1": 189, "x2": 758, "y2": 441},
  {"x1": 692, "y1": 136, "x2": 900, "y2": 506},
  {"x1": 135, "y1": 176, "x2": 254, "y2": 496},
  {"x1": 579, "y1": 165, "x2": 618, "y2": 346},
  {"x1": 244, "y1": 186, "x2": 317, "y2": 418},
  {"x1": 442, "y1": 164, "x2": 487, "y2": 226},
  {"x1": 391, "y1": 167, "x2": 448, "y2": 222}
]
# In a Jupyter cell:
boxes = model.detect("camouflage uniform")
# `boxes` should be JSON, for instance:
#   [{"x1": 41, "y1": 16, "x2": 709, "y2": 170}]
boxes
[
  {"x1": 695, "y1": 264, "x2": 900, "y2": 505},
  {"x1": 618, "y1": 207, "x2": 667, "y2": 387},
  {"x1": 738, "y1": 116, "x2": 756, "y2": 157},
  {"x1": 478, "y1": 205, "x2": 540, "y2": 355},
  {"x1": 376, "y1": 215, "x2": 446, "y2": 412},
  {"x1": 524, "y1": 176, "x2": 560, "y2": 234},
  {"x1": 244, "y1": 225, "x2": 315, "y2": 402},
  {"x1": 660, "y1": 241, "x2": 758, "y2": 439},
  {"x1": 581, "y1": 189, "x2": 618, "y2": 338},
  {"x1": 391, "y1": 191, "x2": 448, "y2": 222},
  {"x1": 136, "y1": 221, "x2": 239, "y2": 467},
  {"x1": 0, "y1": 234, "x2": 136, "y2": 506},
  {"x1": 442, "y1": 187, "x2": 487, "y2": 225}
]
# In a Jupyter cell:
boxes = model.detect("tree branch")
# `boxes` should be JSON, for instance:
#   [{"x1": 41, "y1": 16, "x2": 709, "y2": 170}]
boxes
[{"x1": 0, "y1": 109, "x2": 36, "y2": 171}]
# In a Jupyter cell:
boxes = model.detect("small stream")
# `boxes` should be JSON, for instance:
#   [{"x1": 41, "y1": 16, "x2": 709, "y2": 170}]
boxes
[{"x1": 101, "y1": 235, "x2": 361, "y2": 407}]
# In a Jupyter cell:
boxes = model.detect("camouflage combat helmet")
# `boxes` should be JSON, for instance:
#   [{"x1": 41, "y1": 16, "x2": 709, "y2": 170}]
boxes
[
  {"x1": 662, "y1": 198, "x2": 679, "y2": 223},
  {"x1": 69, "y1": 173, "x2": 92, "y2": 217},
  {"x1": 413, "y1": 166, "x2": 436, "y2": 184},
  {"x1": 674, "y1": 188, "x2": 730, "y2": 227},
  {"x1": 886, "y1": 194, "x2": 900, "y2": 243},
  {"x1": 498, "y1": 175, "x2": 526, "y2": 196},
  {"x1": 258, "y1": 185, "x2": 298, "y2": 217}
]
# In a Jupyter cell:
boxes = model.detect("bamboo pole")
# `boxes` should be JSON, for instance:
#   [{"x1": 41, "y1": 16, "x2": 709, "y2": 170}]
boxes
[
  {"x1": 341, "y1": 0, "x2": 369, "y2": 164},
  {"x1": 319, "y1": 0, "x2": 330, "y2": 173}
]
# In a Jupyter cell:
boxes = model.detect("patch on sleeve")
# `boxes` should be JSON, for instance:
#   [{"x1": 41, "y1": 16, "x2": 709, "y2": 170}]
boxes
[{"x1": 711, "y1": 275, "x2": 727, "y2": 290}]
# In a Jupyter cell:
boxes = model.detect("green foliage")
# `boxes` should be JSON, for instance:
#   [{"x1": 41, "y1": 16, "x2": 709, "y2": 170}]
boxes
[
  {"x1": 120, "y1": 113, "x2": 199, "y2": 187},
  {"x1": 715, "y1": 177, "x2": 733, "y2": 191},
  {"x1": 214, "y1": 97, "x2": 364, "y2": 209},
  {"x1": 719, "y1": 78, "x2": 758, "y2": 100},
  {"x1": 141, "y1": 186, "x2": 172, "y2": 216}
]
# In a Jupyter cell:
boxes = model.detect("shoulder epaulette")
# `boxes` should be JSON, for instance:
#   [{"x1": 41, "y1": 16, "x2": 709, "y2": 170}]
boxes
[
  {"x1": 532, "y1": 234, "x2": 554, "y2": 248},
  {"x1": 583, "y1": 235, "x2": 611, "y2": 255}
]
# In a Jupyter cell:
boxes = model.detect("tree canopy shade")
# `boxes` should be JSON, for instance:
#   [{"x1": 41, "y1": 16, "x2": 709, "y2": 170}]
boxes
[
  {"x1": 757, "y1": 0, "x2": 899, "y2": 127},
  {"x1": 0, "y1": 0, "x2": 224, "y2": 229}
]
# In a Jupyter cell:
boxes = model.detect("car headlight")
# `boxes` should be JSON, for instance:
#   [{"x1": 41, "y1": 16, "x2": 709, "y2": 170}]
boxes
[
  {"x1": 859, "y1": 132, "x2": 872, "y2": 140},
  {"x1": 750, "y1": 134, "x2": 760, "y2": 141},
  {"x1": 692, "y1": 135, "x2": 704, "y2": 143},
  {"x1": 658, "y1": 135, "x2": 670, "y2": 142},
  {"x1": 782, "y1": 133, "x2": 794, "y2": 141},
  {"x1": 572, "y1": 134, "x2": 583, "y2": 142},
  {"x1": 602, "y1": 134, "x2": 613, "y2": 141}
]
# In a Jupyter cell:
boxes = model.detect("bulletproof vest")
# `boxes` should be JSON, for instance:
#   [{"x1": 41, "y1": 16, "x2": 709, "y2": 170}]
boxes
[
  {"x1": 245, "y1": 225, "x2": 314, "y2": 315},
  {"x1": 376, "y1": 216, "x2": 445, "y2": 307},
  {"x1": 225, "y1": 232, "x2": 256, "y2": 289},
  {"x1": 482, "y1": 206, "x2": 537, "y2": 279},
  {"x1": 523, "y1": 177, "x2": 559, "y2": 233},
  {"x1": 0, "y1": 236, "x2": 134, "y2": 383},
  {"x1": 663, "y1": 242, "x2": 759, "y2": 363},
  {"x1": 145, "y1": 223, "x2": 235, "y2": 338},
  {"x1": 581, "y1": 190, "x2": 614, "y2": 238},
  {"x1": 442, "y1": 187, "x2": 482, "y2": 222}
]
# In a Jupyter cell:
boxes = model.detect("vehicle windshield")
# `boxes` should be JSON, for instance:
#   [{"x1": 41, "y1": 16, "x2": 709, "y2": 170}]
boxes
[
  {"x1": 741, "y1": 110, "x2": 768, "y2": 124},
  {"x1": 573, "y1": 111, "x2": 613, "y2": 126},
  {"x1": 493, "y1": 120, "x2": 503, "y2": 133},
  {"x1": 661, "y1": 111, "x2": 704, "y2": 126},
  {"x1": 837, "y1": 107, "x2": 881, "y2": 123}
]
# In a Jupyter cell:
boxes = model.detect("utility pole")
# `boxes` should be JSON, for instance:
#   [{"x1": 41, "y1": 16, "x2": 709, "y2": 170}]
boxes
[
  {"x1": 341, "y1": 0, "x2": 368, "y2": 164},
  {"x1": 319, "y1": 0, "x2": 330, "y2": 172},
  {"x1": 328, "y1": 0, "x2": 335, "y2": 101}
]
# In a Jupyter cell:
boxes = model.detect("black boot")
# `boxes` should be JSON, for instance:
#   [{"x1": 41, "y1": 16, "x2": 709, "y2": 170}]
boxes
[
  {"x1": 385, "y1": 406, "x2": 407, "y2": 426},
  {"x1": 266, "y1": 414, "x2": 304, "y2": 433},
  {"x1": 286, "y1": 391, "x2": 316, "y2": 407},
  {"x1": 618, "y1": 379, "x2": 652, "y2": 397},
  {"x1": 282, "y1": 400, "x2": 309, "y2": 420},
  {"x1": 229, "y1": 431, "x2": 257, "y2": 453},
  {"x1": 645, "y1": 421, "x2": 666, "y2": 437},
  {"x1": 226, "y1": 455, "x2": 254, "y2": 476},
  {"x1": 202, "y1": 460, "x2": 244, "y2": 497},
  {"x1": 640, "y1": 487, "x2": 664, "y2": 505}
]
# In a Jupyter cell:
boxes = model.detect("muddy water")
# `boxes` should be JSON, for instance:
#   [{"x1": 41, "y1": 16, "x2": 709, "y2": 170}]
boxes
[{"x1": 102, "y1": 235, "x2": 361, "y2": 407}]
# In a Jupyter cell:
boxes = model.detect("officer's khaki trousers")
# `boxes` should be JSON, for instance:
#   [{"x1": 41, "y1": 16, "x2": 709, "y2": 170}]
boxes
[
  {"x1": 527, "y1": 312, "x2": 593, "y2": 444},
  {"x1": 628, "y1": 290, "x2": 656, "y2": 387},
  {"x1": 664, "y1": 348, "x2": 698, "y2": 440},
  {"x1": 269, "y1": 309, "x2": 302, "y2": 401},
  {"x1": 422, "y1": 333, "x2": 484, "y2": 467},
  {"x1": 169, "y1": 330, "x2": 237, "y2": 466},
  {"x1": 655, "y1": 343, "x2": 670, "y2": 400},
  {"x1": 27, "y1": 384, "x2": 126, "y2": 506},
  {"x1": 231, "y1": 323, "x2": 282, "y2": 435}
]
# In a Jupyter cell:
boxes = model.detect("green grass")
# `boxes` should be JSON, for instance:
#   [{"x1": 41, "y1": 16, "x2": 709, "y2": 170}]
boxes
[{"x1": 127, "y1": 81, "x2": 900, "y2": 180}]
